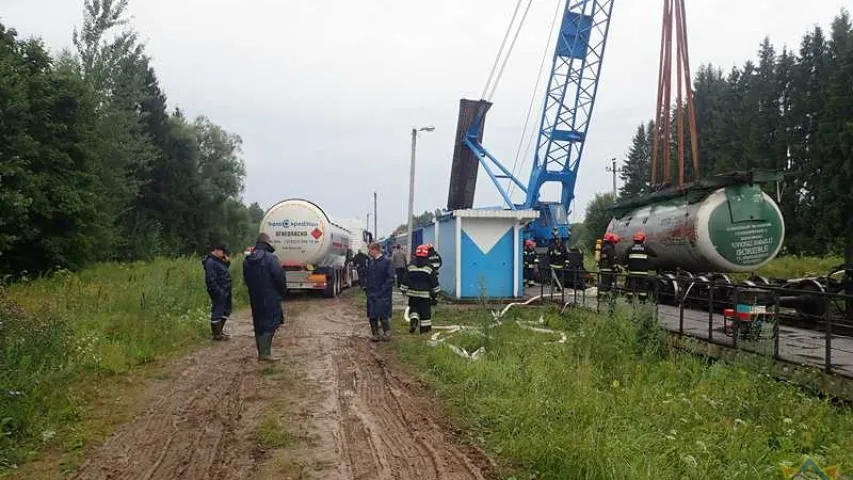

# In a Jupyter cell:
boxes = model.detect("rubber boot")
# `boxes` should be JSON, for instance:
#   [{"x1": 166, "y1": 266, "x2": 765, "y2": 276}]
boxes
[
  {"x1": 408, "y1": 317, "x2": 418, "y2": 334},
  {"x1": 211, "y1": 321, "x2": 227, "y2": 341},
  {"x1": 380, "y1": 317, "x2": 391, "y2": 342},
  {"x1": 219, "y1": 317, "x2": 231, "y2": 339},
  {"x1": 369, "y1": 319, "x2": 380, "y2": 342},
  {"x1": 257, "y1": 333, "x2": 280, "y2": 362}
]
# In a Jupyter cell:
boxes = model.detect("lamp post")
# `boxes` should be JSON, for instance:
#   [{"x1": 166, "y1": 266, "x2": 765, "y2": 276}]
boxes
[{"x1": 408, "y1": 126, "x2": 435, "y2": 261}]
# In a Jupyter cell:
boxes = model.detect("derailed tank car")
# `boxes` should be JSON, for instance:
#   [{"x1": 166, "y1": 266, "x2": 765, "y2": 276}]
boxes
[{"x1": 607, "y1": 172, "x2": 785, "y2": 274}]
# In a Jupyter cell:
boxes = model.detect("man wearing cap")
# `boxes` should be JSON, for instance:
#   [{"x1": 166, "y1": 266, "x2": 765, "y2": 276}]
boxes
[
  {"x1": 203, "y1": 243, "x2": 233, "y2": 341},
  {"x1": 243, "y1": 233, "x2": 288, "y2": 362}
]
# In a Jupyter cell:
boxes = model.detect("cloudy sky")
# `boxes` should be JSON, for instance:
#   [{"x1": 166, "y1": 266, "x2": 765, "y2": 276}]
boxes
[{"x1": 3, "y1": 0, "x2": 848, "y2": 237}]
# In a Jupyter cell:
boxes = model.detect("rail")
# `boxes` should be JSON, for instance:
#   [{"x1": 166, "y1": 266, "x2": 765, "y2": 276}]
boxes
[{"x1": 527, "y1": 267, "x2": 853, "y2": 377}]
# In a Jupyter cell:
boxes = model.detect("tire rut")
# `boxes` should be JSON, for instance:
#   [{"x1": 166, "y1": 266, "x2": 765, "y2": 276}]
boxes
[{"x1": 69, "y1": 296, "x2": 494, "y2": 480}]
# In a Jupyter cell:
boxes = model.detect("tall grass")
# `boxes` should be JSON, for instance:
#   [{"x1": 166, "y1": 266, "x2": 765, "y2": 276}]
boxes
[
  {"x1": 0, "y1": 257, "x2": 247, "y2": 470},
  {"x1": 395, "y1": 306, "x2": 853, "y2": 479}
]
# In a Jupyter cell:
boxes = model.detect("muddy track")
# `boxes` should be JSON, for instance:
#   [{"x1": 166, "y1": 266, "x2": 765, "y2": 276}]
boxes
[{"x1": 71, "y1": 296, "x2": 494, "y2": 480}]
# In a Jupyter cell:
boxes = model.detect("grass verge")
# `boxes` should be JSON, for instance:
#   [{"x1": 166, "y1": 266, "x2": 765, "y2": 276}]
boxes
[
  {"x1": 0, "y1": 256, "x2": 248, "y2": 473},
  {"x1": 393, "y1": 304, "x2": 853, "y2": 479}
]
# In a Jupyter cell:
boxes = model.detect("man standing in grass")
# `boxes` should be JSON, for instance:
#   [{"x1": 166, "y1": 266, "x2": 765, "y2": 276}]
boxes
[
  {"x1": 203, "y1": 243, "x2": 232, "y2": 341},
  {"x1": 243, "y1": 233, "x2": 288, "y2": 362},
  {"x1": 365, "y1": 242, "x2": 394, "y2": 342}
]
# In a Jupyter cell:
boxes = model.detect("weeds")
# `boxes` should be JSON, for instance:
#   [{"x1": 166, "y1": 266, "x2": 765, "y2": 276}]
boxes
[
  {"x1": 394, "y1": 305, "x2": 853, "y2": 479},
  {"x1": 255, "y1": 404, "x2": 293, "y2": 450},
  {"x1": 0, "y1": 256, "x2": 248, "y2": 470}
]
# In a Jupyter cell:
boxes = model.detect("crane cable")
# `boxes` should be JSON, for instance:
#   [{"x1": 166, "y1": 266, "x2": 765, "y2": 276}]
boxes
[
  {"x1": 480, "y1": 0, "x2": 534, "y2": 102},
  {"x1": 487, "y1": 0, "x2": 534, "y2": 102},
  {"x1": 507, "y1": 0, "x2": 564, "y2": 200},
  {"x1": 480, "y1": 0, "x2": 525, "y2": 100}
]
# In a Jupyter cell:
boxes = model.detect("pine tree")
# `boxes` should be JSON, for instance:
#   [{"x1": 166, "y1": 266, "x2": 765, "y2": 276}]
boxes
[{"x1": 619, "y1": 123, "x2": 652, "y2": 198}]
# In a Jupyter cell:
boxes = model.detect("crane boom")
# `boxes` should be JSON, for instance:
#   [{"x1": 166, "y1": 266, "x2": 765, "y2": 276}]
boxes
[{"x1": 452, "y1": 0, "x2": 615, "y2": 247}]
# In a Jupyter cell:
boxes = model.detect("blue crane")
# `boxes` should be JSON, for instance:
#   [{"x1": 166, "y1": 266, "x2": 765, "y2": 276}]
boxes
[{"x1": 449, "y1": 0, "x2": 615, "y2": 247}]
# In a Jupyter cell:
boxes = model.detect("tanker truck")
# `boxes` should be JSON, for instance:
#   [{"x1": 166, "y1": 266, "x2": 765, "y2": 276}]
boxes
[{"x1": 259, "y1": 199, "x2": 360, "y2": 298}]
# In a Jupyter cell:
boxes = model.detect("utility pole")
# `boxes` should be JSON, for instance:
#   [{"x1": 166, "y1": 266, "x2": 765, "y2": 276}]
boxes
[
  {"x1": 366, "y1": 212, "x2": 371, "y2": 241},
  {"x1": 373, "y1": 192, "x2": 378, "y2": 241},
  {"x1": 605, "y1": 157, "x2": 621, "y2": 198},
  {"x1": 407, "y1": 126, "x2": 435, "y2": 261}
]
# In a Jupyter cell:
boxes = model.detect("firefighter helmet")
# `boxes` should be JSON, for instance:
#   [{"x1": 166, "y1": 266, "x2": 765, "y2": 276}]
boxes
[
  {"x1": 415, "y1": 244, "x2": 430, "y2": 257},
  {"x1": 633, "y1": 232, "x2": 647, "y2": 242}
]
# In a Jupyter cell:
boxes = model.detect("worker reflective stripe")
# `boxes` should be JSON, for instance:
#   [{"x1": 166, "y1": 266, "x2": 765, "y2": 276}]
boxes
[
  {"x1": 550, "y1": 264, "x2": 564, "y2": 269},
  {"x1": 629, "y1": 254, "x2": 648, "y2": 259},
  {"x1": 407, "y1": 267, "x2": 433, "y2": 274},
  {"x1": 406, "y1": 290, "x2": 431, "y2": 298},
  {"x1": 431, "y1": 286, "x2": 441, "y2": 294},
  {"x1": 420, "y1": 318, "x2": 432, "y2": 327},
  {"x1": 628, "y1": 271, "x2": 648, "y2": 276}
]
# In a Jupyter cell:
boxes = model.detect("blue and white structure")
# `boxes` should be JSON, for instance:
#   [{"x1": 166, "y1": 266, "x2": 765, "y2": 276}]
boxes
[{"x1": 428, "y1": 209, "x2": 537, "y2": 299}]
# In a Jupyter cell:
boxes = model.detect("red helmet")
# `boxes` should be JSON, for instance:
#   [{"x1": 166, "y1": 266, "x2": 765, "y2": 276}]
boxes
[
  {"x1": 602, "y1": 232, "x2": 619, "y2": 244},
  {"x1": 524, "y1": 239, "x2": 535, "y2": 248},
  {"x1": 634, "y1": 232, "x2": 647, "y2": 242},
  {"x1": 415, "y1": 244, "x2": 430, "y2": 257}
]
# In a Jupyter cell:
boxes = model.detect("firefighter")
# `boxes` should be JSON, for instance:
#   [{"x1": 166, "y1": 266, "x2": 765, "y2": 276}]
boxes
[
  {"x1": 598, "y1": 233, "x2": 620, "y2": 299},
  {"x1": 401, "y1": 245, "x2": 441, "y2": 334},
  {"x1": 523, "y1": 240, "x2": 539, "y2": 286},
  {"x1": 426, "y1": 244, "x2": 442, "y2": 279},
  {"x1": 547, "y1": 236, "x2": 569, "y2": 290},
  {"x1": 623, "y1": 232, "x2": 657, "y2": 304}
]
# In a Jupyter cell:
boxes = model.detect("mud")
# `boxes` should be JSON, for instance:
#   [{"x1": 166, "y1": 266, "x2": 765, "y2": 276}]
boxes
[{"x1": 71, "y1": 296, "x2": 494, "y2": 480}]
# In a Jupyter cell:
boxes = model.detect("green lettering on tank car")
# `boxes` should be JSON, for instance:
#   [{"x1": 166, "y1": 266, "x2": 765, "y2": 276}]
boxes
[{"x1": 708, "y1": 185, "x2": 783, "y2": 267}]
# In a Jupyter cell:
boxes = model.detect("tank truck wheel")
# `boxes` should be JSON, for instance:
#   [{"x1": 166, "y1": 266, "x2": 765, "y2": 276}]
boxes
[
  {"x1": 784, "y1": 279, "x2": 826, "y2": 322},
  {"x1": 323, "y1": 271, "x2": 338, "y2": 298}
]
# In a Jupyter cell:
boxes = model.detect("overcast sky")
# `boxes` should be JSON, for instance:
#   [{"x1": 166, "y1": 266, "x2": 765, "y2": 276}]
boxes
[{"x1": 3, "y1": 0, "x2": 848, "y2": 237}]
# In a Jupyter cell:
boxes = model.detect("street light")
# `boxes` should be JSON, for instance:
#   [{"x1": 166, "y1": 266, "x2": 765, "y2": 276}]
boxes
[{"x1": 408, "y1": 126, "x2": 435, "y2": 261}]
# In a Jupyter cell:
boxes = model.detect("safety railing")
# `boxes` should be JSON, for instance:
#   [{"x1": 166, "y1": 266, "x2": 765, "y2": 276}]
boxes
[{"x1": 524, "y1": 266, "x2": 853, "y2": 377}]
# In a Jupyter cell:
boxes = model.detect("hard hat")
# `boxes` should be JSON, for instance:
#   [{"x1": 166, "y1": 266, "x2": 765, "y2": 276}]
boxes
[
  {"x1": 415, "y1": 244, "x2": 430, "y2": 257},
  {"x1": 634, "y1": 232, "x2": 646, "y2": 242},
  {"x1": 524, "y1": 239, "x2": 535, "y2": 248}
]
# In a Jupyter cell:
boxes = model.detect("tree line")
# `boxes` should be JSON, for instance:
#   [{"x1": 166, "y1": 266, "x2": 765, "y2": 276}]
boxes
[
  {"x1": 583, "y1": 9, "x2": 853, "y2": 258},
  {"x1": 0, "y1": 0, "x2": 264, "y2": 277}
]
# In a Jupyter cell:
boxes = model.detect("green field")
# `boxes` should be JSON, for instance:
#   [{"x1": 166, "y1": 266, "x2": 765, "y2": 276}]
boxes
[
  {"x1": 0, "y1": 257, "x2": 247, "y2": 470},
  {"x1": 394, "y1": 305, "x2": 853, "y2": 479}
]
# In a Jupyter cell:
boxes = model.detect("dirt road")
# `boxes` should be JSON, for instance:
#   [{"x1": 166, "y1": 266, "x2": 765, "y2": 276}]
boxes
[{"x1": 71, "y1": 296, "x2": 494, "y2": 480}]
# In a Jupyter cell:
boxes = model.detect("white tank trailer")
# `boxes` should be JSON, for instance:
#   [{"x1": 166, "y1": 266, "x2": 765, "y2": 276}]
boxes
[
  {"x1": 607, "y1": 180, "x2": 785, "y2": 274},
  {"x1": 260, "y1": 198, "x2": 356, "y2": 298}
]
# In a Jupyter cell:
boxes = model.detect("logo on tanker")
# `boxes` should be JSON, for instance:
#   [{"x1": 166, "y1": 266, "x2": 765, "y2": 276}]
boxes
[{"x1": 266, "y1": 219, "x2": 319, "y2": 229}]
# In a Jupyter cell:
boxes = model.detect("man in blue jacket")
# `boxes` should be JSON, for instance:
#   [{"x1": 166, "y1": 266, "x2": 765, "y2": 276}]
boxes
[
  {"x1": 243, "y1": 233, "x2": 288, "y2": 362},
  {"x1": 365, "y1": 242, "x2": 394, "y2": 342},
  {"x1": 202, "y1": 243, "x2": 232, "y2": 341}
]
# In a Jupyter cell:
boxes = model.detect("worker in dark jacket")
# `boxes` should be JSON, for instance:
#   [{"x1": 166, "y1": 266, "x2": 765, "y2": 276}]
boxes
[
  {"x1": 353, "y1": 250, "x2": 369, "y2": 290},
  {"x1": 426, "y1": 244, "x2": 442, "y2": 279},
  {"x1": 402, "y1": 245, "x2": 441, "y2": 334},
  {"x1": 623, "y1": 232, "x2": 657, "y2": 304},
  {"x1": 547, "y1": 236, "x2": 569, "y2": 290},
  {"x1": 365, "y1": 242, "x2": 395, "y2": 341},
  {"x1": 523, "y1": 240, "x2": 539, "y2": 286},
  {"x1": 202, "y1": 243, "x2": 232, "y2": 341},
  {"x1": 598, "y1": 233, "x2": 620, "y2": 299},
  {"x1": 243, "y1": 233, "x2": 288, "y2": 362}
]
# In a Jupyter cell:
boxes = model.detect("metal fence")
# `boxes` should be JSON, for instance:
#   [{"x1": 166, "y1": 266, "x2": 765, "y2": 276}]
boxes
[{"x1": 528, "y1": 267, "x2": 853, "y2": 377}]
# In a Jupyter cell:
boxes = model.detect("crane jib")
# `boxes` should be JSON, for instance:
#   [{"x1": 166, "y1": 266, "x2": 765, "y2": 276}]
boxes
[{"x1": 448, "y1": 1, "x2": 615, "y2": 247}]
